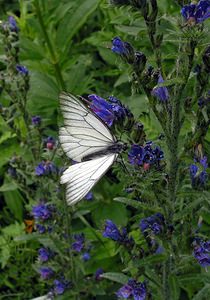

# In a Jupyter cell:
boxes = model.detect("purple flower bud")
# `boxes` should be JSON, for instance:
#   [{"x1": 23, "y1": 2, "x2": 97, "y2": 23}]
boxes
[
  {"x1": 53, "y1": 278, "x2": 70, "y2": 295},
  {"x1": 140, "y1": 213, "x2": 164, "y2": 236},
  {"x1": 72, "y1": 234, "x2": 85, "y2": 252},
  {"x1": 39, "y1": 267, "x2": 54, "y2": 280},
  {"x1": 85, "y1": 191, "x2": 93, "y2": 201},
  {"x1": 8, "y1": 16, "x2": 18, "y2": 32},
  {"x1": 36, "y1": 224, "x2": 46, "y2": 234},
  {"x1": 82, "y1": 252, "x2": 91, "y2": 261},
  {"x1": 151, "y1": 74, "x2": 169, "y2": 102},
  {"x1": 32, "y1": 116, "x2": 41, "y2": 126},
  {"x1": 16, "y1": 65, "x2": 29, "y2": 75},
  {"x1": 35, "y1": 161, "x2": 57, "y2": 176},
  {"x1": 38, "y1": 248, "x2": 53, "y2": 262}
]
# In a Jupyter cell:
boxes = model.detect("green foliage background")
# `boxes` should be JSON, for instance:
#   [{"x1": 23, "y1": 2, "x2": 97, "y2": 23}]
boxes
[{"x1": 0, "y1": 0, "x2": 210, "y2": 299}]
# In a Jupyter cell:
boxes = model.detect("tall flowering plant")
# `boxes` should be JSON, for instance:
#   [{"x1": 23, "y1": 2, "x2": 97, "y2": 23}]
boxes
[{"x1": 0, "y1": 1, "x2": 210, "y2": 299}]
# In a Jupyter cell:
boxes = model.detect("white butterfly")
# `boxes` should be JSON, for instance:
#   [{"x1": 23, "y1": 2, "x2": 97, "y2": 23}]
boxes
[{"x1": 59, "y1": 92, "x2": 126, "y2": 205}]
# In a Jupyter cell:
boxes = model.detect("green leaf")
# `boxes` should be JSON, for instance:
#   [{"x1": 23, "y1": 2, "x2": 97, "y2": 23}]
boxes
[
  {"x1": 92, "y1": 201, "x2": 128, "y2": 227},
  {"x1": 100, "y1": 272, "x2": 129, "y2": 284},
  {"x1": 3, "y1": 189, "x2": 24, "y2": 222},
  {"x1": 56, "y1": 0, "x2": 99, "y2": 54},
  {"x1": 192, "y1": 284, "x2": 210, "y2": 300},
  {"x1": 169, "y1": 274, "x2": 180, "y2": 300},
  {"x1": 2, "y1": 222, "x2": 25, "y2": 237},
  {"x1": 0, "y1": 236, "x2": 10, "y2": 268},
  {"x1": 134, "y1": 254, "x2": 167, "y2": 267},
  {"x1": 0, "y1": 181, "x2": 18, "y2": 192}
]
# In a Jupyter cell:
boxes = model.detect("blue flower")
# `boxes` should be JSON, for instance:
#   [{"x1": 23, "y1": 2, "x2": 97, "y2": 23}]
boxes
[
  {"x1": 38, "y1": 248, "x2": 53, "y2": 262},
  {"x1": 128, "y1": 142, "x2": 164, "y2": 167},
  {"x1": 117, "y1": 279, "x2": 147, "y2": 300},
  {"x1": 88, "y1": 94, "x2": 131, "y2": 128},
  {"x1": 16, "y1": 65, "x2": 29, "y2": 75},
  {"x1": 35, "y1": 161, "x2": 57, "y2": 176},
  {"x1": 72, "y1": 234, "x2": 85, "y2": 252},
  {"x1": 103, "y1": 220, "x2": 123, "y2": 241},
  {"x1": 111, "y1": 36, "x2": 131, "y2": 55},
  {"x1": 128, "y1": 145, "x2": 144, "y2": 166},
  {"x1": 35, "y1": 163, "x2": 46, "y2": 176},
  {"x1": 32, "y1": 202, "x2": 52, "y2": 220},
  {"x1": 88, "y1": 94, "x2": 115, "y2": 126},
  {"x1": 39, "y1": 267, "x2": 54, "y2": 280},
  {"x1": 151, "y1": 74, "x2": 169, "y2": 102},
  {"x1": 111, "y1": 37, "x2": 135, "y2": 63},
  {"x1": 82, "y1": 252, "x2": 91, "y2": 261},
  {"x1": 181, "y1": 0, "x2": 210, "y2": 24},
  {"x1": 32, "y1": 116, "x2": 41, "y2": 126},
  {"x1": 117, "y1": 283, "x2": 133, "y2": 298},
  {"x1": 140, "y1": 213, "x2": 165, "y2": 236},
  {"x1": 95, "y1": 268, "x2": 104, "y2": 280},
  {"x1": 8, "y1": 16, "x2": 18, "y2": 32},
  {"x1": 53, "y1": 278, "x2": 70, "y2": 295},
  {"x1": 193, "y1": 239, "x2": 210, "y2": 267},
  {"x1": 103, "y1": 220, "x2": 133, "y2": 245}
]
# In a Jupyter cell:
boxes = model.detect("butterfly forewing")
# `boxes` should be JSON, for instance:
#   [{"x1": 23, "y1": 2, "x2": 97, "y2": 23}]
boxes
[{"x1": 59, "y1": 92, "x2": 115, "y2": 162}]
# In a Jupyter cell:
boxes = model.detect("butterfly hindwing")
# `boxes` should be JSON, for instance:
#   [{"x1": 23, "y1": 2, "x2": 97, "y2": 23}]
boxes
[{"x1": 61, "y1": 154, "x2": 117, "y2": 205}]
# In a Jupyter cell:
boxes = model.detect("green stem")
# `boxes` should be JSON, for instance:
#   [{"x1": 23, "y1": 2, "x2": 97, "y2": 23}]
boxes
[
  {"x1": 34, "y1": 0, "x2": 66, "y2": 91},
  {"x1": 63, "y1": 195, "x2": 77, "y2": 287}
]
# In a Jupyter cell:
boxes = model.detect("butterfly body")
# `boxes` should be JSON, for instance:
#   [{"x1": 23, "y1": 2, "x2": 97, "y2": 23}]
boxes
[
  {"x1": 82, "y1": 141, "x2": 126, "y2": 161},
  {"x1": 59, "y1": 92, "x2": 124, "y2": 205}
]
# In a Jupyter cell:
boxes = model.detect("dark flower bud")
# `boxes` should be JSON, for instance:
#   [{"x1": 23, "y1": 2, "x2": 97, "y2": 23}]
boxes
[
  {"x1": 202, "y1": 45, "x2": 210, "y2": 72},
  {"x1": 131, "y1": 122, "x2": 146, "y2": 144},
  {"x1": 110, "y1": 0, "x2": 130, "y2": 5},
  {"x1": 95, "y1": 268, "x2": 104, "y2": 280},
  {"x1": 8, "y1": 166, "x2": 17, "y2": 178},
  {"x1": 133, "y1": 51, "x2": 147, "y2": 75}
]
